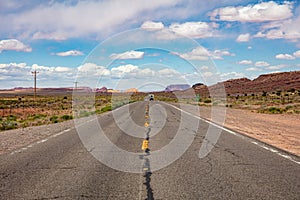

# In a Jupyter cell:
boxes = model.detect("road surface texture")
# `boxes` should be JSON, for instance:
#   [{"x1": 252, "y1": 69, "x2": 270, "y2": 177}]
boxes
[{"x1": 0, "y1": 101, "x2": 299, "y2": 199}]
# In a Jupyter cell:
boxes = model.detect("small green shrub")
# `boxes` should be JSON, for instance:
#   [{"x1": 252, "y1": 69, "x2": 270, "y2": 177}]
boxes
[
  {"x1": 7, "y1": 115, "x2": 17, "y2": 121},
  {"x1": 262, "y1": 91, "x2": 267, "y2": 97},
  {"x1": 79, "y1": 110, "x2": 92, "y2": 118},
  {"x1": 285, "y1": 105, "x2": 293, "y2": 110},
  {"x1": 204, "y1": 99, "x2": 212, "y2": 103},
  {"x1": 33, "y1": 114, "x2": 46, "y2": 120},
  {"x1": 1, "y1": 120, "x2": 18, "y2": 130},
  {"x1": 276, "y1": 91, "x2": 281, "y2": 96},
  {"x1": 101, "y1": 105, "x2": 112, "y2": 112},
  {"x1": 287, "y1": 88, "x2": 295, "y2": 93},
  {"x1": 61, "y1": 115, "x2": 73, "y2": 121},
  {"x1": 268, "y1": 107, "x2": 282, "y2": 114},
  {"x1": 50, "y1": 116, "x2": 59, "y2": 123}
]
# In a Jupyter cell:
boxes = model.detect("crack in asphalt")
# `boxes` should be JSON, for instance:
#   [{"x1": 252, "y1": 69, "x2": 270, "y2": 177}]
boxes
[
  {"x1": 223, "y1": 148, "x2": 241, "y2": 158},
  {"x1": 142, "y1": 104, "x2": 154, "y2": 200}
]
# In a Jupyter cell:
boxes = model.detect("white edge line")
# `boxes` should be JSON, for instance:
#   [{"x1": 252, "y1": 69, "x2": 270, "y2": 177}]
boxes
[
  {"x1": 9, "y1": 127, "x2": 74, "y2": 156},
  {"x1": 164, "y1": 102, "x2": 300, "y2": 165},
  {"x1": 10, "y1": 115, "x2": 101, "y2": 155}
]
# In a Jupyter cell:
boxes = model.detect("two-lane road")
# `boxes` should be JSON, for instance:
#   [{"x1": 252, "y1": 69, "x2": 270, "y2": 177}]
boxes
[{"x1": 0, "y1": 101, "x2": 299, "y2": 199}]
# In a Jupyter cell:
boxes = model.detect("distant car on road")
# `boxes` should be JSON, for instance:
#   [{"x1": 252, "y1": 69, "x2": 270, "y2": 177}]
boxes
[{"x1": 149, "y1": 94, "x2": 154, "y2": 101}]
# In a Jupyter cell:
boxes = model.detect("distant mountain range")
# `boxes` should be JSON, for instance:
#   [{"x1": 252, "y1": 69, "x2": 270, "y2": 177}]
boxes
[
  {"x1": 192, "y1": 71, "x2": 300, "y2": 97},
  {"x1": 1, "y1": 71, "x2": 299, "y2": 96},
  {"x1": 165, "y1": 84, "x2": 191, "y2": 92}
]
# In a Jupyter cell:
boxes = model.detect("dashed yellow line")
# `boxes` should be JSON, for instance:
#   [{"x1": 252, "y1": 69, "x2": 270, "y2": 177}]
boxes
[
  {"x1": 142, "y1": 139, "x2": 149, "y2": 150},
  {"x1": 141, "y1": 105, "x2": 151, "y2": 151}
]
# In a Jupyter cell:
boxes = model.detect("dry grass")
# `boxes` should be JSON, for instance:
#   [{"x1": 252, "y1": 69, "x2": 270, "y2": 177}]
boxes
[{"x1": 0, "y1": 93, "x2": 145, "y2": 131}]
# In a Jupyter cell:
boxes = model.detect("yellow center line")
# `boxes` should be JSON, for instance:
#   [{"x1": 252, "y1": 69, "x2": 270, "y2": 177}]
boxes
[{"x1": 142, "y1": 139, "x2": 149, "y2": 150}]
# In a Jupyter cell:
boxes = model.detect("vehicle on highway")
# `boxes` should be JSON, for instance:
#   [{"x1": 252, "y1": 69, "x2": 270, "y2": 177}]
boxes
[{"x1": 149, "y1": 94, "x2": 154, "y2": 101}]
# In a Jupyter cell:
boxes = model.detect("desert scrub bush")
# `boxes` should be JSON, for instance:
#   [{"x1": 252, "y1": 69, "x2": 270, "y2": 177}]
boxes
[
  {"x1": 204, "y1": 99, "x2": 212, "y2": 103},
  {"x1": 1, "y1": 120, "x2": 18, "y2": 130},
  {"x1": 112, "y1": 101, "x2": 128, "y2": 109},
  {"x1": 33, "y1": 114, "x2": 47, "y2": 120},
  {"x1": 262, "y1": 91, "x2": 267, "y2": 97},
  {"x1": 7, "y1": 115, "x2": 17, "y2": 121},
  {"x1": 267, "y1": 107, "x2": 283, "y2": 114},
  {"x1": 61, "y1": 115, "x2": 73, "y2": 121},
  {"x1": 50, "y1": 116, "x2": 59, "y2": 123},
  {"x1": 129, "y1": 99, "x2": 137, "y2": 104},
  {"x1": 101, "y1": 105, "x2": 112, "y2": 112},
  {"x1": 79, "y1": 110, "x2": 94, "y2": 118},
  {"x1": 27, "y1": 114, "x2": 46, "y2": 121}
]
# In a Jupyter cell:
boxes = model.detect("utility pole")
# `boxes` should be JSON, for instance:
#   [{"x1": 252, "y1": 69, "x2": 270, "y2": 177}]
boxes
[
  {"x1": 74, "y1": 81, "x2": 78, "y2": 91},
  {"x1": 31, "y1": 70, "x2": 39, "y2": 102}
]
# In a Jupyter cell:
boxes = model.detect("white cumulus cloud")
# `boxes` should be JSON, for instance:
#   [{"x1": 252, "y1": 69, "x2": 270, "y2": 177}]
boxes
[
  {"x1": 236, "y1": 33, "x2": 250, "y2": 42},
  {"x1": 210, "y1": 1, "x2": 293, "y2": 22},
  {"x1": 293, "y1": 50, "x2": 300, "y2": 57},
  {"x1": 200, "y1": 65, "x2": 209, "y2": 70},
  {"x1": 111, "y1": 64, "x2": 139, "y2": 77},
  {"x1": 78, "y1": 63, "x2": 110, "y2": 76},
  {"x1": 238, "y1": 60, "x2": 253, "y2": 65},
  {"x1": 211, "y1": 49, "x2": 235, "y2": 60},
  {"x1": 141, "y1": 21, "x2": 164, "y2": 30},
  {"x1": 177, "y1": 47, "x2": 209, "y2": 60},
  {"x1": 275, "y1": 53, "x2": 295, "y2": 60},
  {"x1": 246, "y1": 67, "x2": 262, "y2": 71},
  {"x1": 0, "y1": 62, "x2": 75, "y2": 88},
  {"x1": 169, "y1": 21, "x2": 219, "y2": 38},
  {"x1": 157, "y1": 68, "x2": 180, "y2": 77},
  {"x1": 110, "y1": 50, "x2": 144, "y2": 60},
  {"x1": 0, "y1": 0, "x2": 187, "y2": 40},
  {"x1": 56, "y1": 50, "x2": 84, "y2": 57},
  {"x1": 254, "y1": 15, "x2": 300, "y2": 41},
  {"x1": 55, "y1": 67, "x2": 72, "y2": 72},
  {"x1": 255, "y1": 61, "x2": 270, "y2": 67},
  {"x1": 266, "y1": 64, "x2": 286, "y2": 70},
  {"x1": 176, "y1": 47, "x2": 234, "y2": 60},
  {"x1": 220, "y1": 72, "x2": 245, "y2": 80},
  {"x1": 0, "y1": 39, "x2": 32, "y2": 53}
]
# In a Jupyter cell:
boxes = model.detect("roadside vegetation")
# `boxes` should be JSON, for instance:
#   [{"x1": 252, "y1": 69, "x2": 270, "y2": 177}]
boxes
[
  {"x1": 152, "y1": 89, "x2": 300, "y2": 114},
  {"x1": 1, "y1": 89, "x2": 299, "y2": 131},
  {"x1": 225, "y1": 89, "x2": 300, "y2": 114},
  {"x1": 0, "y1": 93, "x2": 144, "y2": 131}
]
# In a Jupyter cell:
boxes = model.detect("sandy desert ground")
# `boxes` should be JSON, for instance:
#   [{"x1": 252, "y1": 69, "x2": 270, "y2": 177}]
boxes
[{"x1": 181, "y1": 104, "x2": 300, "y2": 156}]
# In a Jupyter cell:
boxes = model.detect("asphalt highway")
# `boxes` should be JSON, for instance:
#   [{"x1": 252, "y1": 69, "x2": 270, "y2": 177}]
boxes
[{"x1": 0, "y1": 101, "x2": 299, "y2": 199}]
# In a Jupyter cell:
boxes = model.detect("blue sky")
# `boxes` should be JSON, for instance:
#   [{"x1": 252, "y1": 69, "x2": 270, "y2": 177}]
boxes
[{"x1": 0, "y1": 0, "x2": 300, "y2": 90}]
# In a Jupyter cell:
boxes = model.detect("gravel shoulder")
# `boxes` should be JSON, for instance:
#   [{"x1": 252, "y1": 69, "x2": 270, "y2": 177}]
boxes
[{"x1": 0, "y1": 120, "x2": 75, "y2": 155}]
